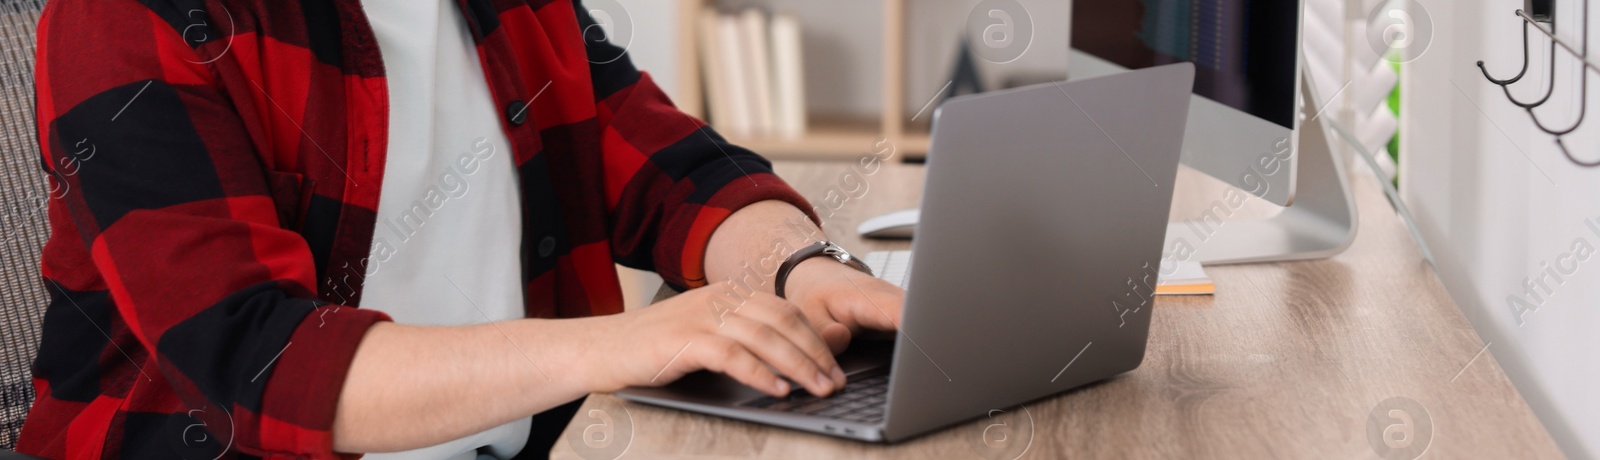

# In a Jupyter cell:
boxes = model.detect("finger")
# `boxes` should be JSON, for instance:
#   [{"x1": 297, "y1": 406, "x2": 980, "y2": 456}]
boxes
[
  {"x1": 720, "y1": 314, "x2": 837, "y2": 396},
  {"x1": 790, "y1": 300, "x2": 851, "y2": 356},
  {"x1": 837, "y1": 277, "x2": 905, "y2": 332},
  {"x1": 693, "y1": 338, "x2": 792, "y2": 397},
  {"x1": 818, "y1": 322, "x2": 852, "y2": 355},
  {"x1": 739, "y1": 294, "x2": 846, "y2": 386}
]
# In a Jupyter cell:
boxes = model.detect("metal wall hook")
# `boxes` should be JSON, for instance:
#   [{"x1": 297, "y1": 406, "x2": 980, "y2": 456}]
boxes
[
  {"x1": 1477, "y1": 17, "x2": 1537, "y2": 86},
  {"x1": 1478, "y1": 2, "x2": 1600, "y2": 167},
  {"x1": 1526, "y1": 68, "x2": 1587, "y2": 136},
  {"x1": 1481, "y1": 11, "x2": 1561, "y2": 109},
  {"x1": 1498, "y1": 41, "x2": 1560, "y2": 108},
  {"x1": 1556, "y1": 137, "x2": 1600, "y2": 166}
]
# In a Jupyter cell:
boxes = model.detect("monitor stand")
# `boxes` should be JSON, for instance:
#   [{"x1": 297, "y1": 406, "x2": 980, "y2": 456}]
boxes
[{"x1": 1170, "y1": 82, "x2": 1357, "y2": 265}]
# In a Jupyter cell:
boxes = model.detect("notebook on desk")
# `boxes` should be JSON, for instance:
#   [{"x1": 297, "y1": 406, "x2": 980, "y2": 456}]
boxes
[{"x1": 1155, "y1": 259, "x2": 1214, "y2": 295}]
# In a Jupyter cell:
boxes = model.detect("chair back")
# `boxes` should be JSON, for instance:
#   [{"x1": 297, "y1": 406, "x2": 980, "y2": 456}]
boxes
[{"x1": 0, "y1": 0, "x2": 51, "y2": 450}]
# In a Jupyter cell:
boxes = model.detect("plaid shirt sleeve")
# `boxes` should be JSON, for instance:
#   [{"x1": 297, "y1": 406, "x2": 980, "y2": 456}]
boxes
[
  {"x1": 26, "y1": 1, "x2": 389, "y2": 457},
  {"x1": 577, "y1": 4, "x2": 819, "y2": 289}
]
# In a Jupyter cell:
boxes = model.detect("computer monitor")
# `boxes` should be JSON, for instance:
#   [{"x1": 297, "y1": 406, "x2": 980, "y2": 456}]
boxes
[
  {"x1": 861, "y1": 1, "x2": 1354, "y2": 265},
  {"x1": 1067, "y1": 0, "x2": 1359, "y2": 265},
  {"x1": 1070, "y1": 0, "x2": 1303, "y2": 206}
]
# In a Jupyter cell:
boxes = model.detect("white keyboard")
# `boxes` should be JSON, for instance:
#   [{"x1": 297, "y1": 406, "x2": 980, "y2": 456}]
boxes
[{"x1": 862, "y1": 250, "x2": 913, "y2": 289}]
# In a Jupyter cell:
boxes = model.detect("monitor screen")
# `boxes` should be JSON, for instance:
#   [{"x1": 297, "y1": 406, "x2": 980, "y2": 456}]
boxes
[{"x1": 1072, "y1": 0, "x2": 1299, "y2": 128}]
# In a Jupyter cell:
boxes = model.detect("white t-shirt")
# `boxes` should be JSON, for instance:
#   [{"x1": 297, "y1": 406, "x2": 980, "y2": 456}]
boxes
[{"x1": 360, "y1": 1, "x2": 529, "y2": 459}]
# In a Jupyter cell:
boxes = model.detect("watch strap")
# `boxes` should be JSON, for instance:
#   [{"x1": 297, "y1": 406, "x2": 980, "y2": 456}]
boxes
[{"x1": 774, "y1": 241, "x2": 873, "y2": 298}]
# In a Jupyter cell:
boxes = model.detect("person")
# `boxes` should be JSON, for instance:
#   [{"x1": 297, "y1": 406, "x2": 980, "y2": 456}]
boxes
[{"x1": 17, "y1": 0, "x2": 904, "y2": 458}]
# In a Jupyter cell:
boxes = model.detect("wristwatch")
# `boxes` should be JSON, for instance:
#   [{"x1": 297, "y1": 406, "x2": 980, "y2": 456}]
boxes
[{"x1": 774, "y1": 241, "x2": 874, "y2": 299}]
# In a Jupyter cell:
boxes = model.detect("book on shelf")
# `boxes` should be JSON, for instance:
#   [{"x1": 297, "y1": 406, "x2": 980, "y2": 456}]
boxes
[
  {"x1": 698, "y1": 9, "x2": 808, "y2": 140},
  {"x1": 770, "y1": 14, "x2": 807, "y2": 139},
  {"x1": 715, "y1": 14, "x2": 754, "y2": 137},
  {"x1": 737, "y1": 9, "x2": 776, "y2": 136},
  {"x1": 697, "y1": 10, "x2": 734, "y2": 133}
]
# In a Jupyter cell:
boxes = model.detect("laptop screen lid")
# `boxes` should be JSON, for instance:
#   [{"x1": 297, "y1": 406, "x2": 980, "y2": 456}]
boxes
[{"x1": 880, "y1": 63, "x2": 1195, "y2": 441}]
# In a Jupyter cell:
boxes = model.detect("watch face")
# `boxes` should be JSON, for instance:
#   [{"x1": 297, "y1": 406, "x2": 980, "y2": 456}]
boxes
[{"x1": 816, "y1": 242, "x2": 867, "y2": 273}]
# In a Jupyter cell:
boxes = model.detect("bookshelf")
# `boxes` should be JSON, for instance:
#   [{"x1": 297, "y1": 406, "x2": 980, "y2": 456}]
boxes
[{"x1": 672, "y1": 0, "x2": 930, "y2": 160}]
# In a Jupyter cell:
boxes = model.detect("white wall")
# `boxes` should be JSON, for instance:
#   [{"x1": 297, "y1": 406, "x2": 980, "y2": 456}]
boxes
[
  {"x1": 611, "y1": 0, "x2": 681, "y2": 98},
  {"x1": 1401, "y1": 0, "x2": 1600, "y2": 457}
]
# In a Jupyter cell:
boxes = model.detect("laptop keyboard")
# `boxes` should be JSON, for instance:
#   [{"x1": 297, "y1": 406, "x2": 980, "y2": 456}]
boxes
[
  {"x1": 863, "y1": 250, "x2": 912, "y2": 289},
  {"x1": 752, "y1": 252, "x2": 903, "y2": 424},
  {"x1": 745, "y1": 371, "x2": 889, "y2": 423}
]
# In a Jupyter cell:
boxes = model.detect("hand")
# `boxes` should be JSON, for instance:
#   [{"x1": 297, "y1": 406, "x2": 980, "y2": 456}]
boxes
[
  {"x1": 589, "y1": 288, "x2": 848, "y2": 397},
  {"x1": 781, "y1": 258, "x2": 906, "y2": 354}
]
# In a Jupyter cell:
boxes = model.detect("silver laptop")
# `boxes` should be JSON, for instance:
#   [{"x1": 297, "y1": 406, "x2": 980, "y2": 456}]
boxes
[{"x1": 615, "y1": 63, "x2": 1196, "y2": 443}]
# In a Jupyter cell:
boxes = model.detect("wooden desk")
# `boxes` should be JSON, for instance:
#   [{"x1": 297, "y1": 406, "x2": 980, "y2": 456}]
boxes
[{"x1": 553, "y1": 161, "x2": 1562, "y2": 459}]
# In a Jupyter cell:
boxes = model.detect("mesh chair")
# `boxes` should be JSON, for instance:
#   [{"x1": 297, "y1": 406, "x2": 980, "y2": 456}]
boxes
[{"x1": 0, "y1": 0, "x2": 51, "y2": 451}]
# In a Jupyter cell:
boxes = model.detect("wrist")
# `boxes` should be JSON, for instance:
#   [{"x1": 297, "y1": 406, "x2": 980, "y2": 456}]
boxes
[
  {"x1": 780, "y1": 240, "x2": 874, "y2": 302},
  {"x1": 521, "y1": 315, "x2": 628, "y2": 394},
  {"x1": 579, "y1": 315, "x2": 633, "y2": 393},
  {"x1": 783, "y1": 257, "x2": 852, "y2": 306}
]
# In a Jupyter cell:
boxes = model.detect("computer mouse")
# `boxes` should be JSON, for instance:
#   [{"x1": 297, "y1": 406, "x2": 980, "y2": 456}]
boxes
[{"x1": 856, "y1": 209, "x2": 919, "y2": 239}]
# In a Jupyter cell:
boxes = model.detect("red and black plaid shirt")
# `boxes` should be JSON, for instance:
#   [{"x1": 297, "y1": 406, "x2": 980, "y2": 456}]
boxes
[{"x1": 19, "y1": 0, "x2": 811, "y2": 457}]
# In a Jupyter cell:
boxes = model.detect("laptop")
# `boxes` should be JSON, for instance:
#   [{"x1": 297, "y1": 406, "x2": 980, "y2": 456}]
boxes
[{"x1": 614, "y1": 63, "x2": 1196, "y2": 443}]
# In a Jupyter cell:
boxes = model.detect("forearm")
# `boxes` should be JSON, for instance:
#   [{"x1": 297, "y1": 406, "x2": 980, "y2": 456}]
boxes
[
  {"x1": 704, "y1": 200, "x2": 824, "y2": 294},
  {"x1": 329, "y1": 202, "x2": 823, "y2": 453},
  {"x1": 331, "y1": 317, "x2": 610, "y2": 453}
]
